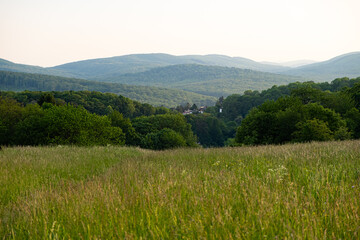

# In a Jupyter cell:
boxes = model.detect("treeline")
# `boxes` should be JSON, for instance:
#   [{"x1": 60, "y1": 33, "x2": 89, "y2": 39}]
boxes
[
  {"x1": 0, "y1": 90, "x2": 170, "y2": 118},
  {"x1": 0, "y1": 90, "x2": 229, "y2": 148},
  {"x1": 1, "y1": 77, "x2": 359, "y2": 149},
  {"x1": 0, "y1": 95, "x2": 197, "y2": 149}
]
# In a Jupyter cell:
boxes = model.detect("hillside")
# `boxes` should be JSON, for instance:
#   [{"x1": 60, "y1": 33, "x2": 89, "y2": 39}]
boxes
[
  {"x1": 281, "y1": 52, "x2": 360, "y2": 80},
  {"x1": 103, "y1": 64, "x2": 308, "y2": 97},
  {"x1": 0, "y1": 71, "x2": 217, "y2": 107},
  {"x1": 2, "y1": 52, "x2": 359, "y2": 97},
  {"x1": 51, "y1": 53, "x2": 290, "y2": 79}
]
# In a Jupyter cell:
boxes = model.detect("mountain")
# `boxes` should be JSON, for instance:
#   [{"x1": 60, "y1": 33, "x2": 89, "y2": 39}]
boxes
[
  {"x1": 2, "y1": 52, "x2": 360, "y2": 82},
  {"x1": 102, "y1": 64, "x2": 308, "y2": 97},
  {"x1": 0, "y1": 71, "x2": 217, "y2": 107},
  {"x1": 50, "y1": 53, "x2": 291, "y2": 79},
  {"x1": 280, "y1": 52, "x2": 360, "y2": 80},
  {"x1": 2, "y1": 52, "x2": 359, "y2": 97}
]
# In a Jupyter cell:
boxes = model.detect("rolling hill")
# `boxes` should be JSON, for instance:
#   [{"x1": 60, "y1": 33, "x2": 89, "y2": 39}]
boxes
[
  {"x1": 0, "y1": 71, "x2": 217, "y2": 107},
  {"x1": 1, "y1": 52, "x2": 359, "y2": 98},
  {"x1": 280, "y1": 52, "x2": 360, "y2": 80},
  {"x1": 102, "y1": 64, "x2": 309, "y2": 97},
  {"x1": 50, "y1": 53, "x2": 290, "y2": 79}
]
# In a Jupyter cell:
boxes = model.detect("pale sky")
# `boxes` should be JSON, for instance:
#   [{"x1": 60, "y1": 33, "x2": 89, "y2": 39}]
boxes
[{"x1": 1, "y1": 0, "x2": 359, "y2": 67}]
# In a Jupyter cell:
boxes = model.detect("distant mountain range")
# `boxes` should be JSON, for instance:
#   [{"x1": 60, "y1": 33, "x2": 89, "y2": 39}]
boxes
[
  {"x1": 1, "y1": 52, "x2": 359, "y2": 81},
  {"x1": 0, "y1": 52, "x2": 359, "y2": 104},
  {"x1": 50, "y1": 53, "x2": 291, "y2": 79}
]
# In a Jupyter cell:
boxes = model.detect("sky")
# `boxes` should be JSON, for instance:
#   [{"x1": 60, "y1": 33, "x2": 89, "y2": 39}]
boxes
[{"x1": 1, "y1": 0, "x2": 360, "y2": 67}]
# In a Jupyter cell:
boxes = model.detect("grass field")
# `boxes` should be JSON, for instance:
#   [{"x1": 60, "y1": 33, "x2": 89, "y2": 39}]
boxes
[{"x1": 0, "y1": 141, "x2": 360, "y2": 239}]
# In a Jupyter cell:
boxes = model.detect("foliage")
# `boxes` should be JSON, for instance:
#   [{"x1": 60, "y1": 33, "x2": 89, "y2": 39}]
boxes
[
  {"x1": 344, "y1": 108, "x2": 360, "y2": 139},
  {"x1": 108, "y1": 110, "x2": 138, "y2": 145},
  {"x1": 37, "y1": 93, "x2": 56, "y2": 106},
  {"x1": 185, "y1": 114, "x2": 228, "y2": 147},
  {"x1": 0, "y1": 97, "x2": 23, "y2": 145},
  {"x1": 132, "y1": 113, "x2": 197, "y2": 149},
  {"x1": 235, "y1": 96, "x2": 349, "y2": 145},
  {"x1": 218, "y1": 77, "x2": 360, "y2": 122},
  {"x1": 42, "y1": 105, "x2": 125, "y2": 146},
  {"x1": 0, "y1": 90, "x2": 170, "y2": 118},
  {"x1": 141, "y1": 128, "x2": 187, "y2": 150},
  {"x1": 0, "y1": 97, "x2": 126, "y2": 146},
  {"x1": 293, "y1": 119, "x2": 333, "y2": 142}
]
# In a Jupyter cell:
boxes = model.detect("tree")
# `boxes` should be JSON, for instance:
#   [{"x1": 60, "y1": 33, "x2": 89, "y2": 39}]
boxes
[
  {"x1": 190, "y1": 104, "x2": 198, "y2": 111},
  {"x1": 43, "y1": 104, "x2": 125, "y2": 145},
  {"x1": 142, "y1": 128, "x2": 186, "y2": 150},
  {"x1": 186, "y1": 114, "x2": 225, "y2": 147},
  {"x1": 293, "y1": 119, "x2": 333, "y2": 142},
  {"x1": 14, "y1": 104, "x2": 47, "y2": 145},
  {"x1": 108, "y1": 110, "x2": 138, "y2": 145},
  {"x1": 235, "y1": 96, "x2": 348, "y2": 145},
  {"x1": 344, "y1": 108, "x2": 360, "y2": 139},
  {"x1": 132, "y1": 113, "x2": 197, "y2": 148},
  {"x1": 0, "y1": 97, "x2": 23, "y2": 145},
  {"x1": 37, "y1": 93, "x2": 56, "y2": 106}
]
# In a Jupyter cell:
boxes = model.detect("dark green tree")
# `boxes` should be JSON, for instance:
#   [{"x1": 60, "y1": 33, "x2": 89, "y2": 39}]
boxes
[
  {"x1": 142, "y1": 128, "x2": 186, "y2": 150},
  {"x1": 293, "y1": 119, "x2": 333, "y2": 142},
  {"x1": 132, "y1": 113, "x2": 197, "y2": 149},
  {"x1": 108, "y1": 110, "x2": 138, "y2": 145},
  {"x1": 37, "y1": 93, "x2": 56, "y2": 106}
]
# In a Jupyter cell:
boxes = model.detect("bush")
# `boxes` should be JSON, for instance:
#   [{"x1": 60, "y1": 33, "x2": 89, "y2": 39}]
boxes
[{"x1": 142, "y1": 128, "x2": 186, "y2": 150}]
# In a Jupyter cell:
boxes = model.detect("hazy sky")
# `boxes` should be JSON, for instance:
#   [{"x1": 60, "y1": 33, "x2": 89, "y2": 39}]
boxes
[{"x1": 1, "y1": 0, "x2": 359, "y2": 67}]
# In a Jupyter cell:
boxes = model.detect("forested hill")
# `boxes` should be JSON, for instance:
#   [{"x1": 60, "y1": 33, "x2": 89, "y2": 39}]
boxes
[
  {"x1": 0, "y1": 71, "x2": 217, "y2": 107},
  {"x1": 280, "y1": 52, "x2": 360, "y2": 80},
  {"x1": 0, "y1": 54, "x2": 290, "y2": 80},
  {"x1": 51, "y1": 53, "x2": 290, "y2": 78},
  {"x1": 101, "y1": 64, "x2": 308, "y2": 97},
  {"x1": 2, "y1": 52, "x2": 360, "y2": 83}
]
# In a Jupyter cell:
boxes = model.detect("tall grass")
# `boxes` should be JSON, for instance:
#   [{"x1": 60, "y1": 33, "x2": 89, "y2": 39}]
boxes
[{"x1": 1, "y1": 141, "x2": 359, "y2": 239}]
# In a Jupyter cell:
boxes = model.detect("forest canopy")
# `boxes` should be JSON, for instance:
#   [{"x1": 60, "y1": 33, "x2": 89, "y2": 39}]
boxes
[{"x1": 1, "y1": 77, "x2": 359, "y2": 148}]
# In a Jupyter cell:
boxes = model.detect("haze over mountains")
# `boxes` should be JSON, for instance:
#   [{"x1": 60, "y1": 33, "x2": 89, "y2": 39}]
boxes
[
  {"x1": 0, "y1": 52, "x2": 359, "y2": 105},
  {"x1": 281, "y1": 52, "x2": 360, "y2": 80},
  {"x1": 50, "y1": 53, "x2": 291, "y2": 79},
  {"x1": 1, "y1": 52, "x2": 359, "y2": 80}
]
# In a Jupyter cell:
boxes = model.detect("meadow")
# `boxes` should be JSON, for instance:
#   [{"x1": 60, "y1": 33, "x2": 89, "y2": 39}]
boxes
[{"x1": 0, "y1": 141, "x2": 359, "y2": 239}]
